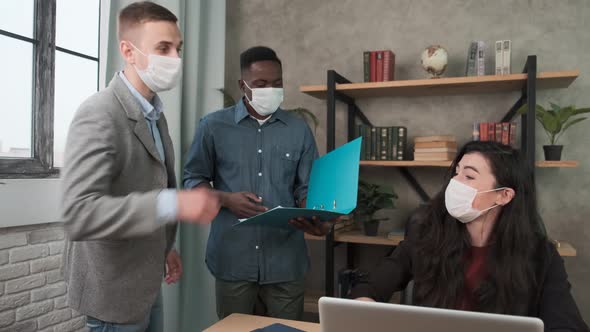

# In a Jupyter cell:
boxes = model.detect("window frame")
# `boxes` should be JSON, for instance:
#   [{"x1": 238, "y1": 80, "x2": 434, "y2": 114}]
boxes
[{"x1": 0, "y1": 0, "x2": 100, "y2": 178}]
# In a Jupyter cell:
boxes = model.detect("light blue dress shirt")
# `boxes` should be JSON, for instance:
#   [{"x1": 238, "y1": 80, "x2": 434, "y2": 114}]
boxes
[{"x1": 118, "y1": 72, "x2": 177, "y2": 225}]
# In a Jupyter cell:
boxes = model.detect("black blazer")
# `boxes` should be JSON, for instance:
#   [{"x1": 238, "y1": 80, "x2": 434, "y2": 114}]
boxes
[{"x1": 352, "y1": 219, "x2": 588, "y2": 331}]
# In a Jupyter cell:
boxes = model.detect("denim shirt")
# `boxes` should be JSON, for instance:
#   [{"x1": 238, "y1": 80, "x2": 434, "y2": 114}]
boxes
[{"x1": 183, "y1": 98, "x2": 319, "y2": 283}]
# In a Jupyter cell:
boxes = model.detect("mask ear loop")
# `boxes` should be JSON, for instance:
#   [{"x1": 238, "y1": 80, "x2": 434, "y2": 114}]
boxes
[
  {"x1": 477, "y1": 187, "x2": 508, "y2": 244},
  {"x1": 242, "y1": 81, "x2": 254, "y2": 104}
]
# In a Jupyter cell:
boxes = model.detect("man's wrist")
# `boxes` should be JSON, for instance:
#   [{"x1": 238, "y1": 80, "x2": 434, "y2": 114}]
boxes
[{"x1": 218, "y1": 191, "x2": 230, "y2": 208}]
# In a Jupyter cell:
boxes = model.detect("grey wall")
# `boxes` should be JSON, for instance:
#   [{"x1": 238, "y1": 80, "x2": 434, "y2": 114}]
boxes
[{"x1": 225, "y1": 0, "x2": 590, "y2": 322}]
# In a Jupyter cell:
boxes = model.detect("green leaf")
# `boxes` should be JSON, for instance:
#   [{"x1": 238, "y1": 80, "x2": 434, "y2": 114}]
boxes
[
  {"x1": 284, "y1": 107, "x2": 319, "y2": 131},
  {"x1": 562, "y1": 117, "x2": 587, "y2": 133},
  {"x1": 357, "y1": 179, "x2": 397, "y2": 218},
  {"x1": 517, "y1": 103, "x2": 535, "y2": 115},
  {"x1": 557, "y1": 106, "x2": 575, "y2": 124},
  {"x1": 218, "y1": 88, "x2": 236, "y2": 108},
  {"x1": 574, "y1": 107, "x2": 590, "y2": 115},
  {"x1": 549, "y1": 102, "x2": 562, "y2": 112},
  {"x1": 541, "y1": 112, "x2": 559, "y2": 134}
]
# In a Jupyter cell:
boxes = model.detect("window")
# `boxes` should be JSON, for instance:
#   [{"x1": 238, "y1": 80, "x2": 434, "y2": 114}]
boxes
[{"x1": 0, "y1": 0, "x2": 100, "y2": 176}]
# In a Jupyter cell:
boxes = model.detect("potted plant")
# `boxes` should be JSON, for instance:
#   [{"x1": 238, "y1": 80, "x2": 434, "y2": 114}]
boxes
[
  {"x1": 517, "y1": 103, "x2": 590, "y2": 161},
  {"x1": 355, "y1": 180, "x2": 398, "y2": 236}
]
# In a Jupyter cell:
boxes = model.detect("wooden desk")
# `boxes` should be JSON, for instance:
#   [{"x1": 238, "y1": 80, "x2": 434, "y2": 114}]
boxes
[{"x1": 204, "y1": 313, "x2": 320, "y2": 332}]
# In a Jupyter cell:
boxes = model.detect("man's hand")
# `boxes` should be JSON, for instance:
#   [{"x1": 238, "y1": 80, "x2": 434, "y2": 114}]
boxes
[
  {"x1": 220, "y1": 192, "x2": 268, "y2": 218},
  {"x1": 177, "y1": 187, "x2": 221, "y2": 223},
  {"x1": 165, "y1": 249, "x2": 182, "y2": 284},
  {"x1": 288, "y1": 216, "x2": 344, "y2": 236}
]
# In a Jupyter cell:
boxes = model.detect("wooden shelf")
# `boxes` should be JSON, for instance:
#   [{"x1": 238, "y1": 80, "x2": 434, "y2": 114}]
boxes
[
  {"x1": 334, "y1": 229, "x2": 404, "y2": 246},
  {"x1": 535, "y1": 160, "x2": 579, "y2": 168},
  {"x1": 361, "y1": 160, "x2": 452, "y2": 167},
  {"x1": 555, "y1": 241, "x2": 577, "y2": 257},
  {"x1": 359, "y1": 160, "x2": 579, "y2": 168},
  {"x1": 306, "y1": 228, "x2": 575, "y2": 256},
  {"x1": 300, "y1": 70, "x2": 579, "y2": 99}
]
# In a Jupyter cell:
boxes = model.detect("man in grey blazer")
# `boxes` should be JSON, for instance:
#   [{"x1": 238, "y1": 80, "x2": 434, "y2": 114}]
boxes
[{"x1": 60, "y1": 2, "x2": 220, "y2": 331}]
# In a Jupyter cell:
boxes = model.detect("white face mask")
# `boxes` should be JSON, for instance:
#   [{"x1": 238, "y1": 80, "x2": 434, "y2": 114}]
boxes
[
  {"x1": 243, "y1": 81, "x2": 284, "y2": 116},
  {"x1": 444, "y1": 179, "x2": 506, "y2": 223},
  {"x1": 130, "y1": 42, "x2": 182, "y2": 93}
]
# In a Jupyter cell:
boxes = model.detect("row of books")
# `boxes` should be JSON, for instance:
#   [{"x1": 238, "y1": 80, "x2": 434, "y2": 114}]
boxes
[
  {"x1": 363, "y1": 50, "x2": 395, "y2": 82},
  {"x1": 356, "y1": 125, "x2": 407, "y2": 161},
  {"x1": 414, "y1": 135, "x2": 457, "y2": 161},
  {"x1": 494, "y1": 40, "x2": 512, "y2": 75},
  {"x1": 472, "y1": 122, "x2": 517, "y2": 146},
  {"x1": 465, "y1": 41, "x2": 485, "y2": 76},
  {"x1": 466, "y1": 40, "x2": 512, "y2": 76}
]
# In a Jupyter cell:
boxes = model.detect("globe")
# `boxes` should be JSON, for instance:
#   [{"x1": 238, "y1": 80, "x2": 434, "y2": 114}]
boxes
[{"x1": 420, "y1": 45, "x2": 448, "y2": 78}]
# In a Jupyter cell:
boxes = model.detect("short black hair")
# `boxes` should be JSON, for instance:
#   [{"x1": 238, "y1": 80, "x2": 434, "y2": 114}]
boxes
[{"x1": 240, "y1": 46, "x2": 282, "y2": 72}]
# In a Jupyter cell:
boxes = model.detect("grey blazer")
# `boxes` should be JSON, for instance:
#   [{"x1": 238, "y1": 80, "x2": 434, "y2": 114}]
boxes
[{"x1": 61, "y1": 74, "x2": 178, "y2": 324}]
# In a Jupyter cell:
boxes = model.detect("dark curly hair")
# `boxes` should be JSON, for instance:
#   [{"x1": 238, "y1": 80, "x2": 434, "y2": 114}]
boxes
[{"x1": 413, "y1": 141, "x2": 547, "y2": 314}]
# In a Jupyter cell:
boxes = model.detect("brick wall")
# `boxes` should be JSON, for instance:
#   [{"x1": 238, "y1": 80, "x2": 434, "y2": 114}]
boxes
[{"x1": 0, "y1": 223, "x2": 86, "y2": 332}]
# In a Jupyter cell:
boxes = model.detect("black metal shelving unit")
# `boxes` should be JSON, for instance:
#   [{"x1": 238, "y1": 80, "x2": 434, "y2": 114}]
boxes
[{"x1": 323, "y1": 55, "x2": 538, "y2": 297}]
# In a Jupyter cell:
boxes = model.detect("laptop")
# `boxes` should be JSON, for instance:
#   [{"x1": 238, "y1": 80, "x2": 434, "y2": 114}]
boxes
[{"x1": 318, "y1": 297, "x2": 543, "y2": 332}]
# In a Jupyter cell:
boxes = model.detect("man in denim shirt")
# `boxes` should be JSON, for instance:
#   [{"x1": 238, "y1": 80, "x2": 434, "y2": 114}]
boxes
[{"x1": 184, "y1": 46, "x2": 332, "y2": 320}]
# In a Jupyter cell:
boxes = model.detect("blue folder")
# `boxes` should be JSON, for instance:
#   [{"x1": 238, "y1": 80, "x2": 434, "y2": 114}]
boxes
[{"x1": 234, "y1": 137, "x2": 361, "y2": 228}]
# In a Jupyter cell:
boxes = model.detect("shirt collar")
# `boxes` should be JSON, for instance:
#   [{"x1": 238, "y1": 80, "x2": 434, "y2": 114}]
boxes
[
  {"x1": 234, "y1": 97, "x2": 288, "y2": 126},
  {"x1": 118, "y1": 71, "x2": 163, "y2": 121}
]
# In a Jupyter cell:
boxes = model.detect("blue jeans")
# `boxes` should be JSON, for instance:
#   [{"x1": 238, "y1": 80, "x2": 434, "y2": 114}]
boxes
[{"x1": 86, "y1": 291, "x2": 163, "y2": 332}]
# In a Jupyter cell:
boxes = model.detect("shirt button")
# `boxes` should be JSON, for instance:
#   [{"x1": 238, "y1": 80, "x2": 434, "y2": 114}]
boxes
[
  {"x1": 255, "y1": 245, "x2": 260, "y2": 250},
  {"x1": 258, "y1": 129, "x2": 261, "y2": 133},
  {"x1": 286, "y1": 153, "x2": 290, "y2": 157},
  {"x1": 258, "y1": 172, "x2": 262, "y2": 177},
  {"x1": 258, "y1": 149, "x2": 262, "y2": 153}
]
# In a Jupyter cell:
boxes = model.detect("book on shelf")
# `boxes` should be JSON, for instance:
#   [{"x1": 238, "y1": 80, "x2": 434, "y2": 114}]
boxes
[
  {"x1": 414, "y1": 140, "x2": 458, "y2": 149},
  {"x1": 370, "y1": 51, "x2": 377, "y2": 82},
  {"x1": 488, "y1": 122, "x2": 495, "y2": 141},
  {"x1": 356, "y1": 125, "x2": 406, "y2": 161},
  {"x1": 495, "y1": 40, "x2": 503, "y2": 75},
  {"x1": 477, "y1": 41, "x2": 486, "y2": 76},
  {"x1": 414, "y1": 151, "x2": 456, "y2": 161},
  {"x1": 413, "y1": 135, "x2": 457, "y2": 161},
  {"x1": 371, "y1": 127, "x2": 377, "y2": 160},
  {"x1": 502, "y1": 40, "x2": 511, "y2": 75},
  {"x1": 472, "y1": 122, "x2": 480, "y2": 141},
  {"x1": 388, "y1": 127, "x2": 398, "y2": 160},
  {"x1": 493, "y1": 40, "x2": 512, "y2": 75},
  {"x1": 510, "y1": 122, "x2": 517, "y2": 147},
  {"x1": 375, "y1": 51, "x2": 384, "y2": 82},
  {"x1": 474, "y1": 121, "x2": 517, "y2": 147},
  {"x1": 479, "y1": 123, "x2": 488, "y2": 141},
  {"x1": 495, "y1": 123, "x2": 503, "y2": 144},
  {"x1": 363, "y1": 49, "x2": 395, "y2": 82},
  {"x1": 363, "y1": 51, "x2": 370, "y2": 82},
  {"x1": 379, "y1": 127, "x2": 389, "y2": 160},
  {"x1": 465, "y1": 41, "x2": 478, "y2": 76},
  {"x1": 414, "y1": 135, "x2": 456, "y2": 143},
  {"x1": 397, "y1": 127, "x2": 406, "y2": 160},
  {"x1": 414, "y1": 147, "x2": 457, "y2": 153},
  {"x1": 383, "y1": 50, "x2": 395, "y2": 81},
  {"x1": 501, "y1": 122, "x2": 510, "y2": 145}
]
